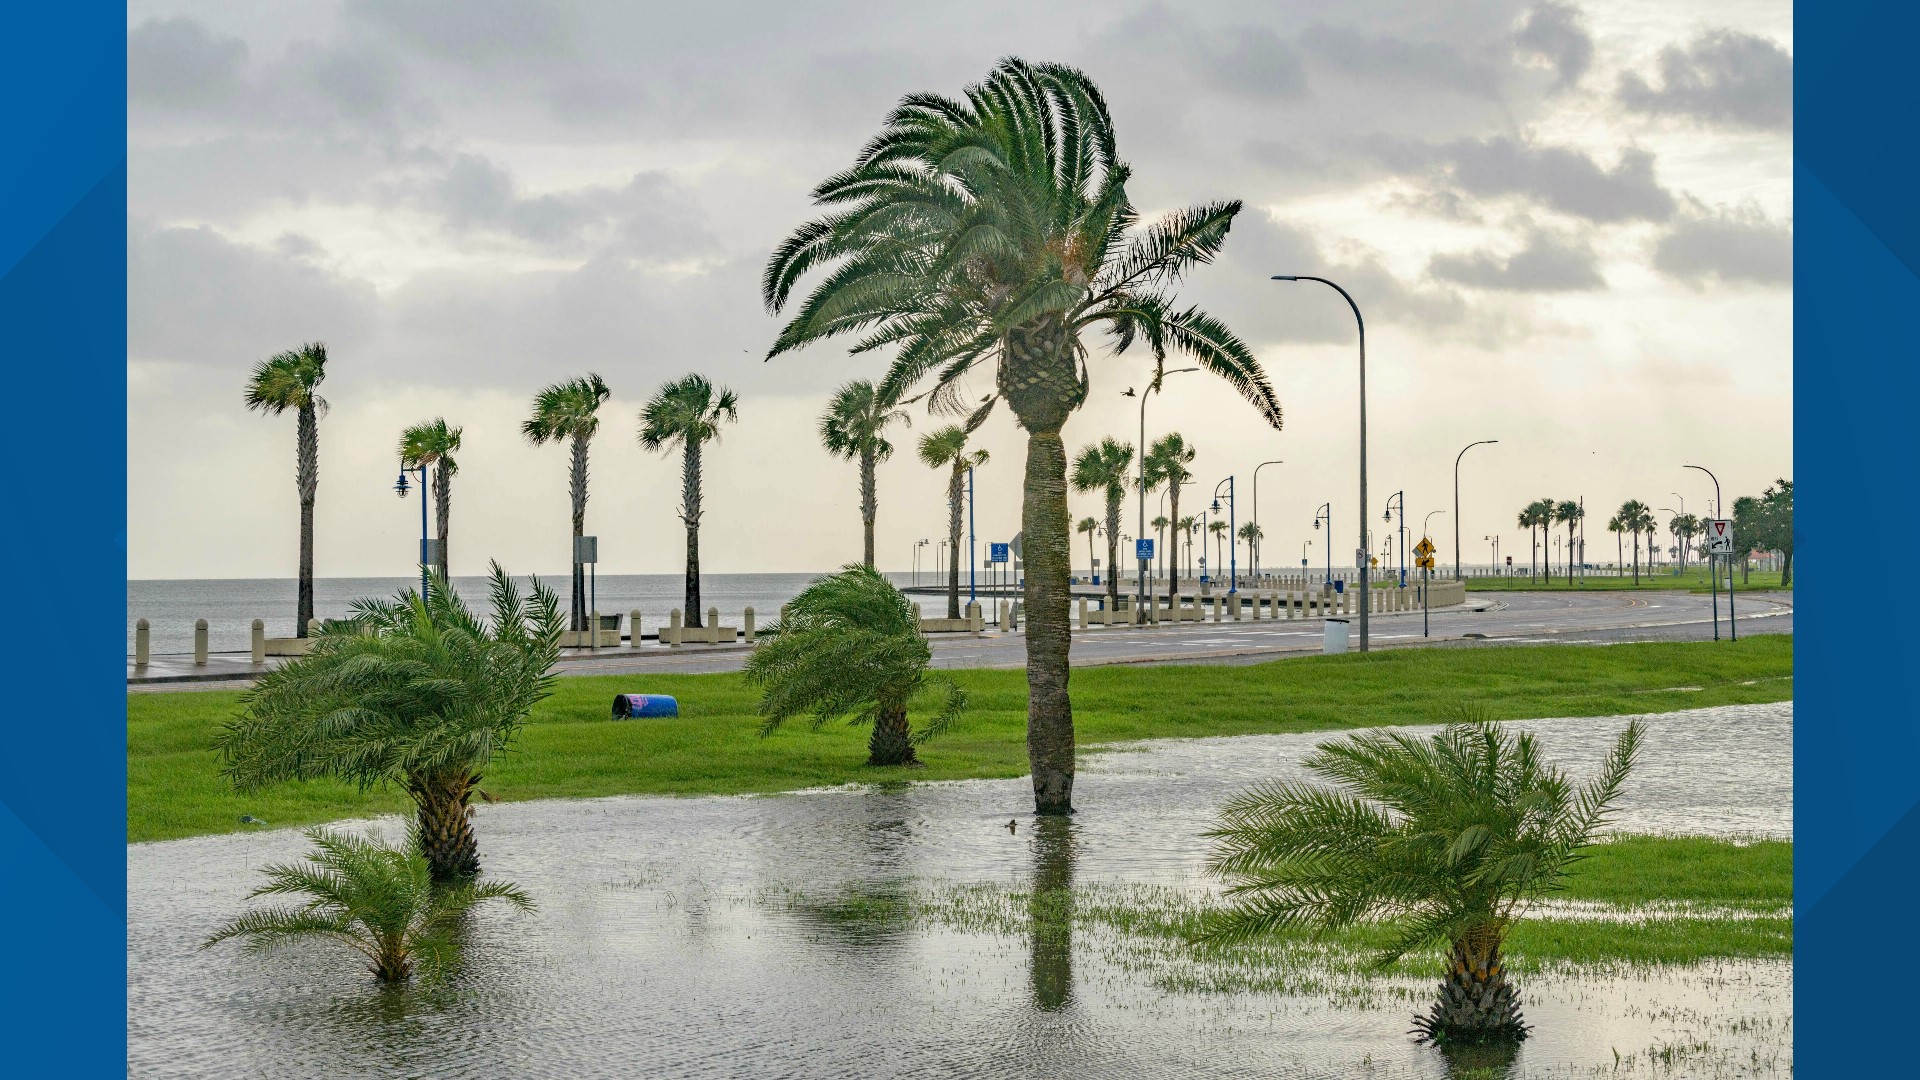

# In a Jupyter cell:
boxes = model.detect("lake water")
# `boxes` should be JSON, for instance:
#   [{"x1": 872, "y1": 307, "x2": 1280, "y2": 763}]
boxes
[{"x1": 128, "y1": 702, "x2": 1791, "y2": 1078}]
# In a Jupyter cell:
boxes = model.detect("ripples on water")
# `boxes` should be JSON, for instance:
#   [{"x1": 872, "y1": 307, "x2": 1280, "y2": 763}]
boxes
[{"x1": 129, "y1": 703, "x2": 1792, "y2": 1078}]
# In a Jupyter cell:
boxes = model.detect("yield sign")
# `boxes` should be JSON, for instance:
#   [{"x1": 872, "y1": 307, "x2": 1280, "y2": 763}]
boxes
[{"x1": 1704, "y1": 518, "x2": 1734, "y2": 554}]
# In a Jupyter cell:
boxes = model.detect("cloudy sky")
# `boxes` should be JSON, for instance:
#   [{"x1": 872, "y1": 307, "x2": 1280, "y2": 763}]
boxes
[{"x1": 128, "y1": 1, "x2": 1792, "y2": 581}]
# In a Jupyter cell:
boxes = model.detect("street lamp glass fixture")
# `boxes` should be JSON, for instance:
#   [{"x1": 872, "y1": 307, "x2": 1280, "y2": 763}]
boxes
[{"x1": 394, "y1": 472, "x2": 409, "y2": 497}]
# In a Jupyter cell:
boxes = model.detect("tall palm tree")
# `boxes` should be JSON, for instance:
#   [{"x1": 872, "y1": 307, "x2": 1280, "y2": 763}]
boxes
[
  {"x1": 1208, "y1": 519, "x2": 1229, "y2": 580},
  {"x1": 747, "y1": 565, "x2": 966, "y2": 767},
  {"x1": 1669, "y1": 512, "x2": 1699, "y2": 575},
  {"x1": 1607, "y1": 514, "x2": 1624, "y2": 577},
  {"x1": 1201, "y1": 714, "x2": 1642, "y2": 1046},
  {"x1": 1179, "y1": 516, "x2": 1199, "y2": 583},
  {"x1": 1519, "y1": 498, "x2": 1554, "y2": 583},
  {"x1": 203, "y1": 827, "x2": 532, "y2": 984},
  {"x1": 1072, "y1": 437, "x2": 1134, "y2": 609},
  {"x1": 523, "y1": 374, "x2": 612, "y2": 631},
  {"x1": 1150, "y1": 514, "x2": 1170, "y2": 584},
  {"x1": 763, "y1": 59, "x2": 1281, "y2": 815},
  {"x1": 244, "y1": 343, "x2": 328, "y2": 637},
  {"x1": 217, "y1": 566, "x2": 563, "y2": 881},
  {"x1": 918, "y1": 421, "x2": 990, "y2": 619},
  {"x1": 820, "y1": 379, "x2": 909, "y2": 568},
  {"x1": 1553, "y1": 500, "x2": 1583, "y2": 584},
  {"x1": 640, "y1": 374, "x2": 739, "y2": 629},
  {"x1": 1145, "y1": 434, "x2": 1197, "y2": 608},
  {"x1": 399, "y1": 419, "x2": 462, "y2": 582},
  {"x1": 1076, "y1": 516, "x2": 1099, "y2": 581},
  {"x1": 1617, "y1": 499, "x2": 1652, "y2": 584},
  {"x1": 1238, "y1": 521, "x2": 1264, "y2": 576}
]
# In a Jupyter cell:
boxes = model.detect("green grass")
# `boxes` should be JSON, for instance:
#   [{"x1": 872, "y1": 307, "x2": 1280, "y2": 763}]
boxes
[
  {"x1": 1464, "y1": 566, "x2": 1789, "y2": 593},
  {"x1": 128, "y1": 636, "x2": 1792, "y2": 843}
]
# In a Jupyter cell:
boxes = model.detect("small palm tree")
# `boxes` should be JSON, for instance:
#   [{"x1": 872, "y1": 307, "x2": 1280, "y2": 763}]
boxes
[
  {"x1": 918, "y1": 423, "x2": 990, "y2": 619},
  {"x1": 1145, "y1": 434, "x2": 1197, "y2": 605},
  {"x1": 1616, "y1": 500, "x2": 1652, "y2": 583},
  {"x1": 1072, "y1": 437, "x2": 1134, "y2": 608},
  {"x1": 523, "y1": 374, "x2": 612, "y2": 631},
  {"x1": 1669, "y1": 513, "x2": 1699, "y2": 575},
  {"x1": 1150, "y1": 515, "x2": 1171, "y2": 583},
  {"x1": 746, "y1": 565, "x2": 965, "y2": 767},
  {"x1": 1238, "y1": 521, "x2": 1264, "y2": 575},
  {"x1": 1076, "y1": 516, "x2": 1099, "y2": 581},
  {"x1": 1201, "y1": 716, "x2": 1643, "y2": 1046},
  {"x1": 1179, "y1": 516, "x2": 1199, "y2": 582},
  {"x1": 1208, "y1": 519, "x2": 1229, "y2": 580},
  {"x1": 1607, "y1": 514, "x2": 1624, "y2": 576},
  {"x1": 203, "y1": 827, "x2": 532, "y2": 984},
  {"x1": 820, "y1": 379, "x2": 909, "y2": 568},
  {"x1": 244, "y1": 343, "x2": 328, "y2": 637},
  {"x1": 1553, "y1": 500, "x2": 1583, "y2": 584},
  {"x1": 640, "y1": 374, "x2": 739, "y2": 628},
  {"x1": 399, "y1": 419, "x2": 463, "y2": 582},
  {"x1": 217, "y1": 566, "x2": 563, "y2": 881}
]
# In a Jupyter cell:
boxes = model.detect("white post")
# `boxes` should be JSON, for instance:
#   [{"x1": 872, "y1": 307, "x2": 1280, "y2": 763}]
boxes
[
  {"x1": 1229, "y1": 594, "x2": 1241, "y2": 621},
  {"x1": 709, "y1": 607, "x2": 721, "y2": 643},
  {"x1": 631, "y1": 609, "x2": 643, "y2": 647},
  {"x1": 744, "y1": 606, "x2": 756, "y2": 644},
  {"x1": 1078, "y1": 597, "x2": 1088, "y2": 630},
  {"x1": 668, "y1": 608, "x2": 683, "y2": 646},
  {"x1": 591, "y1": 608, "x2": 601, "y2": 650},
  {"x1": 250, "y1": 619, "x2": 265, "y2": 665},
  {"x1": 998, "y1": 598, "x2": 1010, "y2": 631},
  {"x1": 967, "y1": 600, "x2": 983, "y2": 633},
  {"x1": 135, "y1": 618, "x2": 150, "y2": 668},
  {"x1": 194, "y1": 619, "x2": 209, "y2": 666},
  {"x1": 307, "y1": 618, "x2": 321, "y2": 637}
]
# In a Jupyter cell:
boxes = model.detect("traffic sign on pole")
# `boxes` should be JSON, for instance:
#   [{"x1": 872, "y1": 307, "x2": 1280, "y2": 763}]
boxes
[
  {"x1": 1136, "y1": 538, "x2": 1154, "y2": 560},
  {"x1": 989, "y1": 542, "x2": 1010, "y2": 564},
  {"x1": 1704, "y1": 519, "x2": 1734, "y2": 554}
]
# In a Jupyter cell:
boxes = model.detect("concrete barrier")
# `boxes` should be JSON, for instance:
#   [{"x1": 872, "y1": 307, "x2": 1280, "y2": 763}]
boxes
[
  {"x1": 1078, "y1": 598, "x2": 1088, "y2": 630},
  {"x1": 631, "y1": 609, "x2": 643, "y2": 646},
  {"x1": 135, "y1": 618, "x2": 150, "y2": 667},
  {"x1": 745, "y1": 606, "x2": 756, "y2": 644},
  {"x1": 194, "y1": 619, "x2": 208, "y2": 666},
  {"x1": 251, "y1": 619, "x2": 265, "y2": 665},
  {"x1": 667, "y1": 608, "x2": 683, "y2": 646},
  {"x1": 967, "y1": 601, "x2": 984, "y2": 633}
]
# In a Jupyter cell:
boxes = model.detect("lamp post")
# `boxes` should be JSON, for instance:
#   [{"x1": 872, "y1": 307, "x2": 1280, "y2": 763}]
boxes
[
  {"x1": 1453, "y1": 439, "x2": 1498, "y2": 582},
  {"x1": 968, "y1": 465, "x2": 977, "y2": 610},
  {"x1": 1486, "y1": 534, "x2": 1499, "y2": 576},
  {"x1": 1424, "y1": 510, "x2": 1444, "y2": 539},
  {"x1": 1126, "y1": 367, "x2": 1198, "y2": 615},
  {"x1": 1274, "y1": 274, "x2": 1370, "y2": 649},
  {"x1": 913, "y1": 538, "x2": 930, "y2": 587},
  {"x1": 1211, "y1": 477, "x2": 1237, "y2": 592},
  {"x1": 1684, "y1": 464, "x2": 1732, "y2": 641},
  {"x1": 1384, "y1": 490, "x2": 1405, "y2": 587},
  {"x1": 1252, "y1": 460, "x2": 1283, "y2": 581},
  {"x1": 1313, "y1": 502, "x2": 1331, "y2": 586},
  {"x1": 393, "y1": 465, "x2": 430, "y2": 597}
]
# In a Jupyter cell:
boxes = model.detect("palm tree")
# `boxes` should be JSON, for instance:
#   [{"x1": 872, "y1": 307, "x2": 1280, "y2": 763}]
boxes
[
  {"x1": 203, "y1": 827, "x2": 532, "y2": 984},
  {"x1": 1518, "y1": 498, "x2": 1554, "y2": 583},
  {"x1": 820, "y1": 379, "x2": 909, "y2": 568},
  {"x1": 1072, "y1": 437, "x2": 1134, "y2": 609},
  {"x1": 640, "y1": 374, "x2": 739, "y2": 629},
  {"x1": 1669, "y1": 513, "x2": 1700, "y2": 575},
  {"x1": 1208, "y1": 519, "x2": 1229, "y2": 580},
  {"x1": 1238, "y1": 521, "x2": 1264, "y2": 576},
  {"x1": 1145, "y1": 434, "x2": 1197, "y2": 608},
  {"x1": 1076, "y1": 516, "x2": 1099, "y2": 581},
  {"x1": 244, "y1": 343, "x2": 328, "y2": 637},
  {"x1": 1200, "y1": 714, "x2": 1643, "y2": 1046},
  {"x1": 217, "y1": 566, "x2": 562, "y2": 881},
  {"x1": 523, "y1": 374, "x2": 612, "y2": 631},
  {"x1": 1150, "y1": 515, "x2": 1171, "y2": 584},
  {"x1": 747, "y1": 566, "x2": 966, "y2": 767},
  {"x1": 399, "y1": 419, "x2": 463, "y2": 582},
  {"x1": 1514, "y1": 507, "x2": 1534, "y2": 582},
  {"x1": 1607, "y1": 514, "x2": 1624, "y2": 577},
  {"x1": 1617, "y1": 500, "x2": 1652, "y2": 584},
  {"x1": 1179, "y1": 516, "x2": 1199, "y2": 583},
  {"x1": 918, "y1": 422, "x2": 990, "y2": 619},
  {"x1": 763, "y1": 59, "x2": 1281, "y2": 815},
  {"x1": 1553, "y1": 500, "x2": 1583, "y2": 584}
]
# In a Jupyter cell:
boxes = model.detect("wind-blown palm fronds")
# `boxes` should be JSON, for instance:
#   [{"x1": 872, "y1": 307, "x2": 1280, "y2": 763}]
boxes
[
  {"x1": 245, "y1": 343, "x2": 329, "y2": 636},
  {"x1": 399, "y1": 418, "x2": 463, "y2": 581},
  {"x1": 919, "y1": 419, "x2": 991, "y2": 619},
  {"x1": 1144, "y1": 433, "x2": 1196, "y2": 603},
  {"x1": 640, "y1": 374, "x2": 739, "y2": 628},
  {"x1": 524, "y1": 374, "x2": 612, "y2": 631},
  {"x1": 821, "y1": 379, "x2": 910, "y2": 567},
  {"x1": 1072, "y1": 437, "x2": 1133, "y2": 607}
]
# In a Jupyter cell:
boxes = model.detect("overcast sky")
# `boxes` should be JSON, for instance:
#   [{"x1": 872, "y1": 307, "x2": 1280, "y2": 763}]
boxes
[{"x1": 128, "y1": 1, "x2": 1792, "y2": 580}]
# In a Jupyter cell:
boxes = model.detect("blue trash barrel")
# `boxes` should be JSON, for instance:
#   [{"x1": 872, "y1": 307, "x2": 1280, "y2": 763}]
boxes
[{"x1": 612, "y1": 694, "x2": 679, "y2": 719}]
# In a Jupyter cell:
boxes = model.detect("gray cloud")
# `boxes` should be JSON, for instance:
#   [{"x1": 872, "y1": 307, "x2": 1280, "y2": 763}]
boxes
[
  {"x1": 423, "y1": 154, "x2": 718, "y2": 260},
  {"x1": 1428, "y1": 228, "x2": 1606, "y2": 292},
  {"x1": 1652, "y1": 206, "x2": 1792, "y2": 288},
  {"x1": 1096, "y1": 4, "x2": 1308, "y2": 103},
  {"x1": 1618, "y1": 30, "x2": 1792, "y2": 131},
  {"x1": 1512, "y1": 3, "x2": 1592, "y2": 91},
  {"x1": 1300, "y1": 22, "x2": 1502, "y2": 99},
  {"x1": 129, "y1": 16, "x2": 248, "y2": 108},
  {"x1": 1370, "y1": 135, "x2": 1675, "y2": 223}
]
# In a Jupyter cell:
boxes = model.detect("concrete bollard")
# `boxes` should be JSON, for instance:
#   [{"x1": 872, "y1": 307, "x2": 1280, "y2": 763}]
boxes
[
  {"x1": 998, "y1": 598, "x2": 1010, "y2": 631},
  {"x1": 308, "y1": 618, "x2": 321, "y2": 637},
  {"x1": 709, "y1": 607, "x2": 721, "y2": 640},
  {"x1": 668, "y1": 608, "x2": 683, "y2": 646},
  {"x1": 631, "y1": 609, "x2": 643, "y2": 647},
  {"x1": 1078, "y1": 597, "x2": 1088, "y2": 630},
  {"x1": 1287, "y1": 591, "x2": 1298, "y2": 620},
  {"x1": 135, "y1": 618, "x2": 150, "y2": 667},
  {"x1": 251, "y1": 619, "x2": 265, "y2": 665},
  {"x1": 194, "y1": 619, "x2": 209, "y2": 666},
  {"x1": 591, "y1": 609, "x2": 601, "y2": 649},
  {"x1": 1011, "y1": 601, "x2": 1022, "y2": 630},
  {"x1": 1229, "y1": 594, "x2": 1241, "y2": 620},
  {"x1": 967, "y1": 600, "x2": 984, "y2": 634},
  {"x1": 1211, "y1": 596, "x2": 1222, "y2": 623},
  {"x1": 744, "y1": 607, "x2": 756, "y2": 644}
]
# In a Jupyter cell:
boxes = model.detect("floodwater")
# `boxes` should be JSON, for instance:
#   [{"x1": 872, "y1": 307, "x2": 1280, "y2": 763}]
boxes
[{"x1": 128, "y1": 703, "x2": 1791, "y2": 1078}]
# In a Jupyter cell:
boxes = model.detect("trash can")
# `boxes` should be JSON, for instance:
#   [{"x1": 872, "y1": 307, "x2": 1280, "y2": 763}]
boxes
[
  {"x1": 1332, "y1": 579, "x2": 1346, "y2": 594},
  {"x1": 612, "y1": 694, "x2": 679, "y2": 719},
  {"x1": 1323, "y1": 618, "x2": 1350, "y2": 655}
]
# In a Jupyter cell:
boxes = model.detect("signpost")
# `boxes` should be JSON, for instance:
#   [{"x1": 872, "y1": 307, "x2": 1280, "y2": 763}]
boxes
[
  {"x1": 1136, "y1": 538, "x2": 1154, "y2": 561},
  {"x1": 1701, "y1": 519, "x2": 1736, "y2": 641},
  {"x1": 989, "y1": 542, "x2": 1009, "y2": 564},
  {"x1": 1414, "y1": 537, "x2": 1437, "y2": 637}
]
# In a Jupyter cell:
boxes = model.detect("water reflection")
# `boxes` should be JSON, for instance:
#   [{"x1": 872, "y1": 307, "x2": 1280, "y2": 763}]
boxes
[
  {"x1": 1439, "y1": 1038, "x2": 1521, "y2": 1078},
  {"x1": 1026, "y1": 815, "x2": 1077, "y2": 1011}
]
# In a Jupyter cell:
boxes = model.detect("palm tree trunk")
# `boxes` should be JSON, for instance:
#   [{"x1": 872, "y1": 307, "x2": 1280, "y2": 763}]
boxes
[
  {"x1": 295, "y1": 403, "x2": 318, "y2": 636},
  {"x1": 1413, "y1": 935, "x2": 1527, "y2": 1044},
  {"x1": 433, "y1": 460, "x2": 452, "y2": 582},
  {"x1": 866, "y1": 702, "x2": 918, "y2": 767},
  {"x1": 999, "y1": 316, "x2": 1080, "y2": 815},
  {"x1": 409, "y1": 770, "x2": 479, "y2": 882},
  {"x1": 1165, "y1": 488, "x2": 1181, "y2": 613},
  {"x1": 860, "y1": 447, "x2": 877, "y2": 569},
  {"x1": 1104, "y1": 492, "x2": 1122, "y2": 610},
  {"x1": 1633, "y1": 536, "x2": 1640, "y2": 585},
  {"x1": 1567, "y1": 523, "x2": 1576, "y2": 585},
  {"x1": 947, "y1": 465, "x2": 964, "y2": 620},
  {"x1": 682, "y1": 439, "x2": 703, "y2": 627},
  {"x1": 570, "y1": 436, "x2": 590, "y2": 632}
]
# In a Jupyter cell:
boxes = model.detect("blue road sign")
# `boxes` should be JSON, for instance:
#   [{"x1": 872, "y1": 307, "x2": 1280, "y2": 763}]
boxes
[
  {"x1": 989, "y1": 542, "x2": 1010, "y2": 564},
  {"x1": 1136, "y1": 538, "x2": 1154, "y2": 560}
]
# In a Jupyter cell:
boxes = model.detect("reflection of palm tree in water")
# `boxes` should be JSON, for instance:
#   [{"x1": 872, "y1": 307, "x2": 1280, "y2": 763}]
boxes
[
  {"x1": 1027, "y1": 815, "x2": 1076, "y2": 1011},
  {"x1": 1440, "y1": 1038, "x2": 1521, "y2": 1078}
]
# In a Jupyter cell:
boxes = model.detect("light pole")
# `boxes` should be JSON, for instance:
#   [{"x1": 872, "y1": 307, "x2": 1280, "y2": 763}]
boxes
[
  {"x1": 393, "y1": 465, "x2": 430, "y2": 597},
  {"x1": 1486, "y1": 534, "x2": 1499, "y2": 575},
  {"x1": 1384, "y1": 490, "x2": 1406, "y2": 587},
  {"x1": 1274, "y1": 275, "x2": 1369, "y2": 649},
  {"x1": 1313, "y1": 502, "x2": 1331, "y2": 585},
  {"x1": 913, "y1": 538, "x2": 930, "y2": 586},
  {"x1": 1685, "y1": 464, "x2": 1732, "y2": 641},
  {"x1": 1453, "y1": 439, "x2": 1498, "y2": 583},
  {"x1": 1424, "y1": 510, "x2": 1444, "y2": 538},
  {"x1": 1126, "y1": 367, "x2": 1198, "y2": 615},
  {"x1": 968, "y1": 465, "x2": 977, "y2": 610},
  {"x1": 1211, "y1": 477, "x2": 1236, "y2": 592},
  {"x1": 1252, "y1": 460, "x2": 1283, "y2": 580}
]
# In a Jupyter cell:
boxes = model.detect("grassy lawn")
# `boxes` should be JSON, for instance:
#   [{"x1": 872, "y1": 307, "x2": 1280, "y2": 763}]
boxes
[
  {"x1": 129, "y1": 636, "x2": 1792, "y2": 844},
  {"x1": 1465, "y1": 566, "x2": 1789, "y2": 593}
]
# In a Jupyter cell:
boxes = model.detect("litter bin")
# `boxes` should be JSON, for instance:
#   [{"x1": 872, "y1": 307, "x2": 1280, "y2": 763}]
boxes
[
  {"x1": 612, "y1": 694, "x2": 679, "y2": 719},
  {"x1": 1323, "y1": 618, "x2": 1350, "y2": 655},
  {"x1": 1332, "y1": 579, "x2": 1346, "y2": 594}
]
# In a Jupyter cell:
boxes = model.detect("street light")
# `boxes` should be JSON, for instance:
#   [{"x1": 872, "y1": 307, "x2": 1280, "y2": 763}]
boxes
[
  {"x1": 913, "y1": 538, "x2": 930, "y2": 586},
  {"x1": 1252, "y1": 460, "x2": 1283, "y2": 580},
  {"x1": 1454, "y1": 439, "x2": 1498, "y2": 583},
  {"x1": 1424, "y1": 510, "x2": 1444, "y2": 538},
  {"x1": 1126, "y1": 367, "x2": 1199, "y2": 615},
  {"x1": 1212, "y1": 477, "x2": 1237, "y2": 592},
  {"x1": 1384, "y1": 490, "x2": 1405, "y2": 587},
  {"x1": 1313, "y1": 502, "x2": 1331, "y2": 585},
  {"x1": 1273, "y1": 274, "x2": 1369, "y2": 650},
  {"x1": 1486, "y1": 534, "x2": 1499, "y2": 575},
  {"x1": 393, "y1": 465, "x2": 430, "y2": 597}
]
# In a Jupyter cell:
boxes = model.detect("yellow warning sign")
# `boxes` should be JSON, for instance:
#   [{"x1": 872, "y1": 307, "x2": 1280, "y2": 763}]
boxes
[{"x1": 1414, "y1": 537, "x2": 1436, "y2": 558}]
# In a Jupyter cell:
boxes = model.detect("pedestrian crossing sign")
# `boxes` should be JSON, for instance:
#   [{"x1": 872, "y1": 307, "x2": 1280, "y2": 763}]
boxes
[{"x1": 1414, "y1": 537, "x2": 1436, "y2": 558}]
